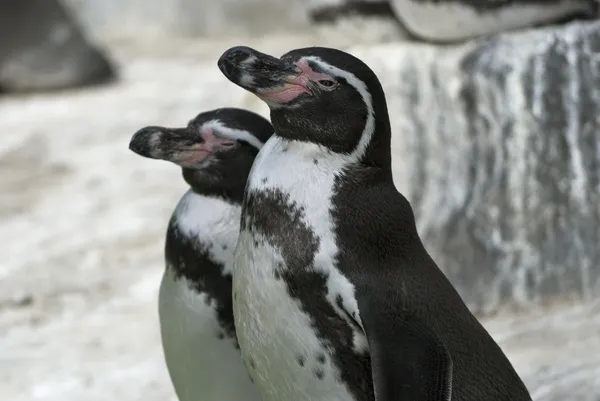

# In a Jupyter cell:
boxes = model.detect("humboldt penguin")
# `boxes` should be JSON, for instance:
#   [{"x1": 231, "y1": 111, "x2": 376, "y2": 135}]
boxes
[
  {"x1": 217, "y1": 46, "x2": 532, "y2": 401},
  {"x1": 129, "y1": 107, "x2": 272, "y2": 401}
]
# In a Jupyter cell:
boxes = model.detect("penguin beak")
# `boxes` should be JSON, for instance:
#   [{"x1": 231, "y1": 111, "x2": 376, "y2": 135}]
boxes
[
  {"x1": 129, "y1": 125, "x2": 237, "y2": 168},
  {"x1": 218, "y1": 46, "x2": 311, "y2": 105}
]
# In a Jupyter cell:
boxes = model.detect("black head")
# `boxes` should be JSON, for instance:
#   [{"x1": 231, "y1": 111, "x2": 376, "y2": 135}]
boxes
[
  {"x1": 218, "y1": 46, "x2": 391, "y2": 167},
  {"x1": 129, "y1": 107, "x2": 273, "y2": 202}
]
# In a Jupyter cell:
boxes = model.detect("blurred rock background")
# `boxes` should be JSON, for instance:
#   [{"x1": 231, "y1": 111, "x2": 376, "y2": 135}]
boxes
[{"x1": 1, "y1": 0, "x2": 600, "y2": 400}]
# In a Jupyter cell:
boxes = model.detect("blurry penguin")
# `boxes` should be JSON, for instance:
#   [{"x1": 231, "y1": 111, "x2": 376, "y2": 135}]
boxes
[{"x1": 129, "y1": 107, "x2": 273, "y2": 401}]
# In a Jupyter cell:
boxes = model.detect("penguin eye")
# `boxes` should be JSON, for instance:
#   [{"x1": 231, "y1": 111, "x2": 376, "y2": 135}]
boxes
[{"x1": 317, "y1": 79, "x2": 337, "y2": 90}]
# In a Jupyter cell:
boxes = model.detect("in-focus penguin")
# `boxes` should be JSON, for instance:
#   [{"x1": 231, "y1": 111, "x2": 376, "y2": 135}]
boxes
[
  {"x1": 389, "y1": 0, "x2": 598, "y2": 42},
  {"x1": 217, "y1": 46, "x2": 533, "y2": 401},
  {"x1": 128, "y1": 108, "x2": 273, "y2": 401}
]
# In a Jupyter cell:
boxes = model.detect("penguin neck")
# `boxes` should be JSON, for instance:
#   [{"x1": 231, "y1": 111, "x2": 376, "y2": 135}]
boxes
[
  {"x1": 359, "y1": 90, "x2": 393, "y2": 172},
  {"x1": 247, "y1": 130, "x2": 397, "y2": 216},
  {"x1": 364, "y1": 117, "x2": 393, "y2": 173},
  {"x1": 182, "y1": 167, "x2": 246, "y2": 204},
  {"x1": 266, "y1": 119, "x2": 394, "y2": 185},
  {"x1": 246, "y1": 127, "x2": 420, "y2": 264},
  {"x1": 269, "y1": 91, "x2": 393, "y2": 173}
]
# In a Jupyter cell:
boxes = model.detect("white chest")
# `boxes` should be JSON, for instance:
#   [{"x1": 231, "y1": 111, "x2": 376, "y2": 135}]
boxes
[
  {"x1": 232, "y1": 138, "x2": 368, "y2": 401},
  {"x1": 173, "y1": 190, "x2": 241, "y2": 273},
  {"x1": 159, "y1": 190, "x2": 261, "y2": 401},
  {"x1": 159, "y1": 268, "x2": 261, "y2": 401}
]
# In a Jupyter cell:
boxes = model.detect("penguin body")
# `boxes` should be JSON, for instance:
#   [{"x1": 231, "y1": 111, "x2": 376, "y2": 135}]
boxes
[
  {"x1": 159, "y1": 192, "x2": 249, "y2": 401},
  {"x1": 129, "y1": 108, "x2": 273, "y2": 401},
  {"x1": 232, "y1": 139, "x2": 375, "y2": 401}
]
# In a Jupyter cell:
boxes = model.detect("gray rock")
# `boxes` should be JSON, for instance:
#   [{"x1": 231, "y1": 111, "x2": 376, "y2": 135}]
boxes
[
  {"x1": 2, "y1": 34, "x2": 599, "y2": 400},
  {"x1": 59, "y1": 0, "x2": 597, "y2": 46},
  {"x1": 63, "y1": 0, "x2": 311, "y2": 41},
  {"x1": 0, "y1": 0, "x2": 115, "y2": 93},
  {"x1": 351, "y1": 20, "x2": 600, "y2": 314},
  {"x1": 61, "y1": 0, "x2": 409, "y2": 45}
]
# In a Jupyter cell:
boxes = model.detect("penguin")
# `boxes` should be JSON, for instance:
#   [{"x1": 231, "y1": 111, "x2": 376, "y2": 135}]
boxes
[
  {"x1": 217, "y1": 46, "x2": 533, "y2": 401},
  {"x1": 389, "y1": 0, "x2": 598, "y2": 42},
  {"x1": 128, "y1": 108, "x2": 273, "y2": 401}
]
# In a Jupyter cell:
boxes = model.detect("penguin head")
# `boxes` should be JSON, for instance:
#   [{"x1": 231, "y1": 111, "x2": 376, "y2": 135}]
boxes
[
  {"x1": 129, "y1": 108, "x2": 273, "y2": 199},
  {"x1": 218, "y1": 46, "x2": 390, "y2": 161}
]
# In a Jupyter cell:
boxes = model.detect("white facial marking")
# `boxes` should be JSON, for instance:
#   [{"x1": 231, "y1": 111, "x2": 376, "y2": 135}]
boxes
[
  {"x1": 173, "y1": 189, "x2": 241, "y2": 274},
  {"x1": 201, "y1": 120, "x2": 266, "y2": 151},
  {"x1": 300, "y1": 56, "x2": 376, "y2": 162}
]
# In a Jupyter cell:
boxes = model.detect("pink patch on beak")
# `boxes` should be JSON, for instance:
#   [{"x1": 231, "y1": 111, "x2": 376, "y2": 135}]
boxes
[
  {"x1": 295, "y1": 59, "x2": 332, "y2": 82},
  {"x1": 198, "y1": 129, "x2": 236, "y2": 150},
  {"x1": 177, "y1": 129, "x2": 236, "y2": 166},
  {"x1": 258, "y1": 83, "x2": 311, "y2": 103},
  {"x1": 257, "y1": 58, "x2": 335, "y2": 104}
]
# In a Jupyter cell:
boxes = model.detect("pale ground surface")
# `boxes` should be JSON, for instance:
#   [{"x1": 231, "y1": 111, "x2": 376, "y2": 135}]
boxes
[{"x1": 1, "y1": 33, "x2": 600, "y2": 401}]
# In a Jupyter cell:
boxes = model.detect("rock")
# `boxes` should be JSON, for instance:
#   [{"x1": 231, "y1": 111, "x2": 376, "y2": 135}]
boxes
[
  {"x1": 389, "y1": 0, "x2": 598, "y2": 42},
  {"x1": 1, "y1": 32, "x2": 599, "y2": 401},
  {"x1": 60, "y1": 0, "x2": 597, "y2": 46},
  {"x1": 349, "y1": 20, "x2": 600, "y2": 314},
  {"x1": 61, "y1": 0, "x2": 410, "y2": 45},
  {"x1": 62, "y1": 0, "x2": 311, "y2": 42},
  {"x1": 0, "y1": 0, "x2": 115, "y2": 93}
]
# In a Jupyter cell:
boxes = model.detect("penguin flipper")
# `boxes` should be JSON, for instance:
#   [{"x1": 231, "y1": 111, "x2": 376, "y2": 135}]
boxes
[{"x1": 355, "y1": 297, "x2": 453, "y2": 401}]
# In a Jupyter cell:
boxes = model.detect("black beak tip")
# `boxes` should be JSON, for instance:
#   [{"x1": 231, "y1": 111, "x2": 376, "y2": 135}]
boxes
[
  {"x1": 129, "y1": 126, "x2": 159, "y2": 157},
  {"x1": 218, "y1": 46, "x2": 257, "y2": 77},
  {"x1": 217, "y1": 55, "x2": 234, "y2": 78}
]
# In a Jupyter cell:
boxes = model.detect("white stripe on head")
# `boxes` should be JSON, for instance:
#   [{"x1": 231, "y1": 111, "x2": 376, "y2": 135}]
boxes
[
  {"x1": 202, "y1": 120, "x2": 266, "y2": 150},
  {"x1": 301, "y1": 56, "x2": 376, "y2": 161}
]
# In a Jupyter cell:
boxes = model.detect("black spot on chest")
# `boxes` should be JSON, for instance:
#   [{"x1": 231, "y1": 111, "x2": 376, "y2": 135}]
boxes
[
  {"x1": 243, "y1": 188, "x2": 373, "y2": 400},
  {"x1": 165, "y1": 220, "x2": 236, "y2": 340},
  {"x1": 243, "y1": 188, "x2": 318, "y2": 270}
]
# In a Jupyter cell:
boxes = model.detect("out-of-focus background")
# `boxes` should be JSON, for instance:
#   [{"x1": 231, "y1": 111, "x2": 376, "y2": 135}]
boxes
[{"x1": 1, "y1": 0, "x2": 600, "y2": 400}]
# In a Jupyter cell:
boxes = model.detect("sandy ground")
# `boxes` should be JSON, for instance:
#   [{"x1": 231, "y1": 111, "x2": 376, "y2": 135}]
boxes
[{"x1": 1, "y1": 34, "x2": 600, "y2": 401}]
